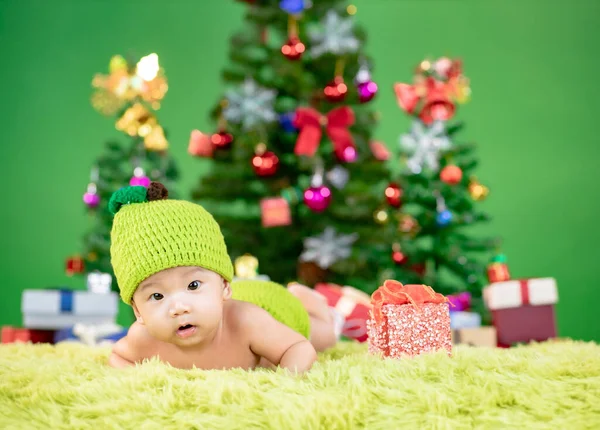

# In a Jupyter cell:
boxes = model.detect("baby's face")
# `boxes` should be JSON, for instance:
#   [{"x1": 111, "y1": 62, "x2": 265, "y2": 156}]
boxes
[{"x1": 132, "y1": 266, "x2": 230, "y2": 347}]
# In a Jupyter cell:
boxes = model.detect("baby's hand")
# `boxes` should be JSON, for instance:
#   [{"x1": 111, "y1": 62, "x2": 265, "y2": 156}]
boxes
[{"x1": 242, "y1": 304, "x2": 317, "y2": 374}]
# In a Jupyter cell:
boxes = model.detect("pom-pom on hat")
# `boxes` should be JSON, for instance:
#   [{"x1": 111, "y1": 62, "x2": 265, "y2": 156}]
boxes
[{"x1": 109, "y1": 182, "x2": 234, "y2": 304}]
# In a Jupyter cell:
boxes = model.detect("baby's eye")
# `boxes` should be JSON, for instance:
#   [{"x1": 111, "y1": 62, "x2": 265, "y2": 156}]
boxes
[
  {"x1": 150, "y1": 293, "x2": 164, "y2": 301},
  {"x1": 188, "y1": 280, "x2": 202, "y2": 290}
]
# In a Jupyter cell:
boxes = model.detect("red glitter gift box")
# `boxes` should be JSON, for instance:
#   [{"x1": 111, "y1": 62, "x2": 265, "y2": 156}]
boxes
[{"x1": 367, "y1": 281, "x2": 452, "y2": 358}]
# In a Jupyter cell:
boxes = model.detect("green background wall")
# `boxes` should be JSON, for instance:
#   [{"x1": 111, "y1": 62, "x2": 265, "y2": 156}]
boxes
[{"x1": 1, "y1": 0, "x2": 599, "y2": 341}]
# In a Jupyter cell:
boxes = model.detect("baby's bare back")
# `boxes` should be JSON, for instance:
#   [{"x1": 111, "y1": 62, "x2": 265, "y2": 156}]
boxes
[{"x1": 111, "y1": 301, "x2": 262, "y2": 370}]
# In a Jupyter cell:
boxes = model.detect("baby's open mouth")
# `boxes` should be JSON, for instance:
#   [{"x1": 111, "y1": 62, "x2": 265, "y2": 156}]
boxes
[{"x1": 176, "y1": 324, "x2": 196, "y2": 338}]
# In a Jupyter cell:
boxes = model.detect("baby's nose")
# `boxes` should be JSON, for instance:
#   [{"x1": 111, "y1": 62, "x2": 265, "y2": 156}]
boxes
[{"x1": 169, "y1": 301, "x2": 190, "y2": 317}]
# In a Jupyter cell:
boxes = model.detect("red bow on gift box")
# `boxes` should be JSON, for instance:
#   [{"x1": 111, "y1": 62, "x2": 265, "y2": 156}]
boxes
[
  {"x1": 371, "y1": 280, "x2": 449, "y2": 324},
  {"x1": 293, "y1": 106, "x2": 355, "y2": 160}
]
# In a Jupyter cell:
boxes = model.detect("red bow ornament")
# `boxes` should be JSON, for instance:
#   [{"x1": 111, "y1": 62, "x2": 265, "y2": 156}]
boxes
[
  {"x1": 293, "y1": 106, "x2": 356, "y2": 161},
  {"x1": 188, "y1": 129, "x2": 214, "y2": 158},
  {"x1": 394, "y1": 77, "x2": 455, "y2": 125},
  {"x1": 393, "y1": 83, "x2": 420, "y2": 114}
]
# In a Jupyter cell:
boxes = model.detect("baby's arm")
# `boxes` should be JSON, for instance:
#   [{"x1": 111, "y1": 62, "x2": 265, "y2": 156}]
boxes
[
  {"x1": 108, "y1": 322, "x2": 153, "y2": 368},
  {"x1": 243, "y1": 304, "x2": 317, "y2": 374}
]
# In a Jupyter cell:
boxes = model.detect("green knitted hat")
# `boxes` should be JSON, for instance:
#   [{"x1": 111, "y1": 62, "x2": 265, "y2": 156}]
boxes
[{"x1": 109, "y1": 182, "x2": 234, "y2": 304}]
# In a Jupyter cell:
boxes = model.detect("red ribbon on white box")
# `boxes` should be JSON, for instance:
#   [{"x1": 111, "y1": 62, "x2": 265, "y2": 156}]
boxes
[
  {"x1": 334, "y1": 287, "x2": 372, "y2": 317},
  {"x1": 519, "y1": 280, "x2": 530, "y2": 305},
  {"x1": 483, "y1": 278, "x2": 558, "y2": 310}
]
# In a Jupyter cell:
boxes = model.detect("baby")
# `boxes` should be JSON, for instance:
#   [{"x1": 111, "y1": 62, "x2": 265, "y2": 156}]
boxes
[{"x1": 108, "y1": 182, "x2": 340, "y2": 373}]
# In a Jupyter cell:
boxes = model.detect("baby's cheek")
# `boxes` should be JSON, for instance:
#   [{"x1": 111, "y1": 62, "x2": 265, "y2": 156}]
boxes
[
  {"x1": 151, "y1": 325, "x2": 172, "y2": 341},
  {"x1": 198, "y1": 304, "x2": 222, "y2": 323}
]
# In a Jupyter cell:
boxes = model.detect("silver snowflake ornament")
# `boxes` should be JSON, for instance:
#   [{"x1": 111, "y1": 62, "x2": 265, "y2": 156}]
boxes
[
  {"x1": 399, "y1": 120, "x2": 451, "y2": 173},
  {"x1": 223, "y1": 78, "x2": 277, "y2": 130},
  {"x1": 308, "y1": 10, "x2": 359, "y2": 58},
  {"x1": 326, "y1": 165, "x2": 349, "y2": 189},
  {"x1": 300, "y1": 227, "x2": 359, "y2": 269}
]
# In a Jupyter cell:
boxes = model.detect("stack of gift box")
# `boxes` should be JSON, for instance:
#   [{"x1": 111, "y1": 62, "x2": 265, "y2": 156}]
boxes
[
  {"x1": 448, "y1": 292, "x2": 497, "y2": 347},
  {"x1": 363, "y1": 271, "x2": 559, "y2": 362},
  {"x1": 1, "y1": 271, "x2": 124, "y2": 346},
  {"x1": 482, "y1": 255, "x2": 559, "y2": 348}
]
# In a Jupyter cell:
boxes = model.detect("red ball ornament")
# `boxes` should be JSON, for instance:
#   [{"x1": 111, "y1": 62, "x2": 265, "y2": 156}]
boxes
[
  {"x1": 281, "y1": 37, "x2": 305, "y2": 61},
  {"x1": 252, "y1": 150, "x2": 279, "y2": 177},
  {"x1": 66, "y1": 255, "x2": 85, "y2": 276},
  {"x1": 303, "y1": 185, "x2": 331, "y2": 212},
  {"x1": 410, "y1": 263, "x2": 426, "y2": 276},
  {"x1": 440, "y1": 165, "x2": 463, "y2": 185},
  {"x1": 385, "y1": 183, "x2": 403, "y2": 208},
  {"x1": 324, "y1": 77, "x2": 348, "y2": 103},
  {"x1": 392, "y1": 250, "x2": 408, "y2": 265},
  {"x1": 211, "y1": 131, "x2": 233, "y2": 149}
]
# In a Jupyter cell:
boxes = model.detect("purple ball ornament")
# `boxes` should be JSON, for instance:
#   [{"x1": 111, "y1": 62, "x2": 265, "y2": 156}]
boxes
[
  {"x1": 303, "y1": 185, "x2": 331, "y2": 213},
  {"x1": 447, "y1": 292, "x2": 472, "y2": 312},
  {"x1": 355, "y1": 66, "x2": 378, "y2": 104}
]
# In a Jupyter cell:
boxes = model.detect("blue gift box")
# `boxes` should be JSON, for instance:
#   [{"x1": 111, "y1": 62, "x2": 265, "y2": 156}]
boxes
[{"x1": 449, "y1": 311, "x2": 482, "y2": 330}]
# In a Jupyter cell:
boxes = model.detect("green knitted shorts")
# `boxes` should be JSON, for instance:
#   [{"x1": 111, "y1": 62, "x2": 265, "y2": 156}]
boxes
[{"x1": 230, "y1": 280, "x2": 311, "y2": 339}]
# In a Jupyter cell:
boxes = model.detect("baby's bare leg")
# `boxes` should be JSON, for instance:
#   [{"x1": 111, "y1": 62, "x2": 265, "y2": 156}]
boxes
[{"x1": 288, "y1": 283, "x2": 339, "y2": 352}]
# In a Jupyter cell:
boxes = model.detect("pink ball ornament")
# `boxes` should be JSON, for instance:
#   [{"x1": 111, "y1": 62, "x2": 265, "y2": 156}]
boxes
[
  {"x1": 130, "y1": 175, "x2": 151, "y2": 187},
  {"x1": 303, "y1": 185, "x2": 331, "y2": 212},
  {"x1": 83, "y1": 183, "x2": 100, "y2": 208},
  {"x1": 339, "y1": 145, "x2": 357, "y2": 163},
  {"x1": 130, "y1": 167, "x2": 151, "y2": 187}
]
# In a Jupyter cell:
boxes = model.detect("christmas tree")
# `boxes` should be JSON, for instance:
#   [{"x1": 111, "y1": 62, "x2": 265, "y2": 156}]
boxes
[
  {"x1": 189, "y1": 0, "x2": 393, "y2": 293},
  {"x1": 68, "y1": 53, "x2": 180, "y2": 291},
  {"x1": 386, "y1": 56, "x2": 500, "y2": 312}
]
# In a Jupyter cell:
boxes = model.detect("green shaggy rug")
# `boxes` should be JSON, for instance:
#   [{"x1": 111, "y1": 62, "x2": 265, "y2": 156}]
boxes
[{"x1": 1, "y1": 340, "x2": 599, "y2": 429}]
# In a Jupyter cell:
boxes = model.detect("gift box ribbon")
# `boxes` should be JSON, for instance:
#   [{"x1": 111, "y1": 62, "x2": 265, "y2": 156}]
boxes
[
  {"x1": 371, "y1": 280, "x2": 449, "y2": 325},
  {"x1": 519, "y1": 280, "x2": 530, "y2": 305},
  {"x1": 59, "y1": 290, "x2": 74, "y2": 313},
  {"x1": 335, "y1": 286, "x2": 372, "y2": 317}
]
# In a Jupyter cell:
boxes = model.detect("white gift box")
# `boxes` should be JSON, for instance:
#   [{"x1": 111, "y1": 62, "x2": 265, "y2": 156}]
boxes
[
  {"x1": 483, "y1": 278, "x2": 558, "y2": 310},
  {"x1": 21, "y1": 289, "x2": 119, "y2": 330}
]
